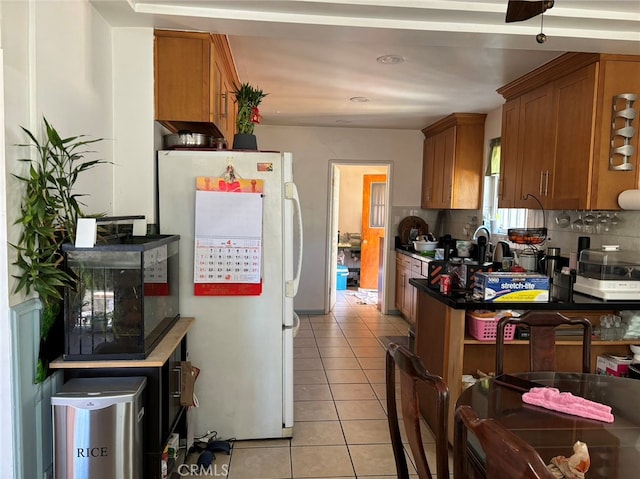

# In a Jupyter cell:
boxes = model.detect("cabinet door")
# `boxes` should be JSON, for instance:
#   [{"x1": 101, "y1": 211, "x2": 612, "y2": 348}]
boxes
[
  {"x1": 514, "y1": 84, "x2": 555, "y2": 207},
  {"x1": 402, "y1": 263, "x2": 413, "y2": 318},
  {"x1": 409, "y1": 259, "x2": 425, "y2": 324},
  {"x1": 436, "y1": 127, "x2": 456, "y2": 208},
  {"x1": 223, "y1": 75, "x2": 237, "y2": 141},
  {"x1": 395, "y1": 257, "x2": 405, "y2": 312},
  {"x1": 547, "y1": 64, "x2": 597, "y2": 209},
  {"x1": 213, "y1": 58, "x2": 236, "y2": 141},
  {"x1": 154, "y1": 31, "x2": 213, "y2": 122},
  {"x1": 421, "y1": 136, "x2": 436, "y2": 208},
  {"x1": 499, "y1": 98, "x2": 521, "y2": 208},
  {"x1": 420, "y1": 133, "x2": 455, "y2": 209}
]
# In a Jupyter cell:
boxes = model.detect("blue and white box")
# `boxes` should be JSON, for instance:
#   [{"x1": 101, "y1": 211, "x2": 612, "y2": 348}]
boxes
[{"x1": 473, "y1": 272, "x2": 549, "y2": 302}]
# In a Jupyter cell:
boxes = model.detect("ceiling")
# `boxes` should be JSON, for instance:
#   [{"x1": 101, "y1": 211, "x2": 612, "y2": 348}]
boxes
[{"x1": 92, "y1": 0, "x2": 640, "y2": 130}]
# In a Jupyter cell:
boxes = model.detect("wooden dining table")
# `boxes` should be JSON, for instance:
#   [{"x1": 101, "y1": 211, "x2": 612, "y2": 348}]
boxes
[{"x1": 456, "y1": 372, "x2": 640, "y2": 479}]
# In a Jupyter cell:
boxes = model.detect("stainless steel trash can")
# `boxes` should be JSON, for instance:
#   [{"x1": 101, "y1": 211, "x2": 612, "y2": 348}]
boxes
[{"x1": 52, "y1": 376, "x2": 146, "y2": 479}]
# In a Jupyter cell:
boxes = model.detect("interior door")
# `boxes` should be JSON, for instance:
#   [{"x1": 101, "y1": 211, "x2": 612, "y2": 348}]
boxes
[{"x1": 360, "y1": 174, "x2": 386, "y2": 290}]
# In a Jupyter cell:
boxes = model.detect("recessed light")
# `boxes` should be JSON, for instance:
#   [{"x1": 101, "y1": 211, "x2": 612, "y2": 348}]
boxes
[
  {"x1": 377, "y1": 54, "x2": 405, "y2": 65},
  {"x1": 349, "y1": 96, "x2": 369, "y2": 103}
]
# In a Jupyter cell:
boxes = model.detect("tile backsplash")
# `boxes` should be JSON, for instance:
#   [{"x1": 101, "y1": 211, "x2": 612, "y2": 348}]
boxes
[{"x1": 444, "y1": 209, "x2": 640, "y2": 259}]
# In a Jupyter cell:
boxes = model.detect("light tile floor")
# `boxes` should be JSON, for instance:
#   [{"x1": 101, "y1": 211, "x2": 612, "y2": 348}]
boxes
[{"x1": 185, "y1": 288, "x2": 453, "y2": 478}]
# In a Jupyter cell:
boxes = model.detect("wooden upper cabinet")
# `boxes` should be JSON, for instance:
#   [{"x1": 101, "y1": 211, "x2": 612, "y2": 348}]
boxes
[
  {"x1": 421, "y1": 135, "x2": 436, "y2": 208},
  {"x1": 498, "y1": 53, "x2": 640, "y2": 210},
  {"x1": 154, "y1": 30, "x2": 239, "y2": 142},
  {"x1": 211, "y1": 35, "x2": 239, "y2": 142},
  {"x1": 498, "y1": 98, "x2": 520, "y2": 208},
  {"x1": 547, "y1": 63, "x2": 597, "y2": 209},
  {"x1": 154, "y1": 30, "x2": 213, "y2": 123},
  {"x1": 421, "y1": 113, "x2": 486, "y2": 210},
  {"x1": 500, "y1": 84, "x2": 555, "y2": 208}
]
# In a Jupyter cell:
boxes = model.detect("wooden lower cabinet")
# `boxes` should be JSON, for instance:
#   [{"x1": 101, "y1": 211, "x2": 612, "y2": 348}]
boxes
[
  {"x1": 413, "y1": 292, "x2": 638, "y2": 444},
  {"x1": 395, "y1": 253, "x2": 426, "y2": 324}
]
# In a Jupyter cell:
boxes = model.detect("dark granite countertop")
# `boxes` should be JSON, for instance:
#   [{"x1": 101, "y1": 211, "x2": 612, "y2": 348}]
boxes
[
  {"x1": 395, "y1": 247, "x2": 434, "y2": 261},
  {"x1": 409, "y1": 278, "x2": 640, "y2": 311}
]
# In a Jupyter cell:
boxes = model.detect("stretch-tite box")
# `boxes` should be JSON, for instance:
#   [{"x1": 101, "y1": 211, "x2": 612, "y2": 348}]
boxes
[{"x1": 473, "y1": 272, "x2": 550, "y2": 302}]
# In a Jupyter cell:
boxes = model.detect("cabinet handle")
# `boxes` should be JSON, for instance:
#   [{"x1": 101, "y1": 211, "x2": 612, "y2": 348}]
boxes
[
  {"x1": 220, "y1": 93, "x2": 228, "y2": 118},
  {"x1": 545, "y1": 171, "x2": 550, "y2": 196},
  {"x1": 539, "y1": 171, "x2": 544, "y2": 195},
  {"x1": 173, "y1": 365, "x2": 182, "y2": 398}
]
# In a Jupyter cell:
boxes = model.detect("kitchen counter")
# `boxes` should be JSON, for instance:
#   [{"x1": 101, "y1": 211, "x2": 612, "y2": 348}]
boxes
[
  {"x1": 395, "y1": 247, "x2": 435, "y2": 262},
  {"x1": 410, "y1": 276, "x2": 640, "y2": 445},
  {"x1": 409, "y1": 278, "x2": 640, "y2": 311}
]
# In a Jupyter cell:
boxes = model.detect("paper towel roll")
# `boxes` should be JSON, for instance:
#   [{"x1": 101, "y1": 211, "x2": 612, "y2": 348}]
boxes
[{"x1": 618, "y1": 189, "x2": 640, "y2": 210}]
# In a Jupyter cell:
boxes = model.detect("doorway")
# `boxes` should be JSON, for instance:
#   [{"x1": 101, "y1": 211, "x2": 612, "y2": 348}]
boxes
[{"x1": 326, "y1": 161, "x2": 391, "y2": 314}]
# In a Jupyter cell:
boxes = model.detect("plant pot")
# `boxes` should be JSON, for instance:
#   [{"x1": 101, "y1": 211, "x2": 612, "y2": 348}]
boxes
[{"x1": 232, "y1": 133, "x2": 258, "y2": 150}]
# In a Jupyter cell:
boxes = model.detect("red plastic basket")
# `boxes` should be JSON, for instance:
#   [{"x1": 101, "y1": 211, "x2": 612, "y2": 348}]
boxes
[{"x1": 467, "y1": 312, "x2": 516, "y2": 341}]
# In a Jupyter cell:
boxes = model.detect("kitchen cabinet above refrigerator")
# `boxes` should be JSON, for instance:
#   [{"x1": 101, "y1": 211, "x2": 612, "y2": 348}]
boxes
[
  {"x1": 154, "y1": 30, "x2": 239, "y2": 143},
  {"x1": 498, "y1": 52, "x2": 640, "y2": 211}
]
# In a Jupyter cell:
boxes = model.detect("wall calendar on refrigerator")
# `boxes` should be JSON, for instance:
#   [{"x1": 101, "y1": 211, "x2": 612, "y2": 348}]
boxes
[{"x1": 193, "y1": 175, "x2": 264, "y2": 295}]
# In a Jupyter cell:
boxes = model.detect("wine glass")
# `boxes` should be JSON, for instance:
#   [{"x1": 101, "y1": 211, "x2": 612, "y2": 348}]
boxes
[
  {"x1": 610, "y1": 212, "x2": 623, "y2": 229},
  {"x1": 583, "y1": 210, "x2": 596, "y2": 226},
  {"x1": 596, "y1": 212, "x2": 610, "y2": 234},
  {"x1": 555, "y1": 210, "x2": 570, "y2": 228},
  {"x1": 571, "y1": 211, "x2": 584, "y2": 232}
]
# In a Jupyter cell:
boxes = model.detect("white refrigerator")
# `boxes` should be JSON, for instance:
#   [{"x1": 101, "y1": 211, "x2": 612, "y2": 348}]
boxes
[{"x1": 157, "y1": 150, "x2": 302, "y2": 440}]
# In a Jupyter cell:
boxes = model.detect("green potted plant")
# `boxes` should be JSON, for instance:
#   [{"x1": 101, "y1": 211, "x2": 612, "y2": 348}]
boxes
[
  {"x1": 12, "y1": 117, "x2": 106, "y2": 383},
  {"x1": 232, "y1": 82, "x2": 268, "y2": 150}
]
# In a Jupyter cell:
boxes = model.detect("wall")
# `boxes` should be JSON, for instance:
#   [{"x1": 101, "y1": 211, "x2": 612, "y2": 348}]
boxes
[
  {"x1": 112, "y1": 28, "x2": 156, "y2": 220},
  {"x1": 1, "y1": 1, "x2": 116, "y2": 475},
  {"x1": 256, "y1": 125, "x2": 424, "y2": 312}
]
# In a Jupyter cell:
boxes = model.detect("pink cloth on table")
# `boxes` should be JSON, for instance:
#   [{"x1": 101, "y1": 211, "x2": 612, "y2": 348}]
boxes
[{"x1": 522, "y1": 387, "x2": 614, "y2": 423}]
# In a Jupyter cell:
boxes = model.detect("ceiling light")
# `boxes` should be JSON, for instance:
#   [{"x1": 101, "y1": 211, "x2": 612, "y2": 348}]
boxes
[
  {"x1": 349, "y1": 96, "x2": 369, "y2": 103},
  {"x1": 376, "y1": 54, "x2": 405, "y2": 65}
]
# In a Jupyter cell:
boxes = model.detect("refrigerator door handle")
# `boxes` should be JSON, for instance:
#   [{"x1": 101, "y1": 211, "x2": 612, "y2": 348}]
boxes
[
  {"x1": 285, "y1": 182, "x2": 303, "y2": 298},
  {"x1": 283, "y1": 311, "x2": 301, "y2": 338}
]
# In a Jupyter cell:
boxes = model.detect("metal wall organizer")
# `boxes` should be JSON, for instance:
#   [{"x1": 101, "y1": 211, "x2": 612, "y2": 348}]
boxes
[{"x1": 609, "y1": 93, "x2": 637, "y2": 171}]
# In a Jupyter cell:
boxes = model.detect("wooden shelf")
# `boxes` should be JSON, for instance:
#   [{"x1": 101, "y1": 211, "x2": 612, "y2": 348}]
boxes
[
  {"x1": 464, "y1": 336, "x2": 640, "y2": 346},
  {"x1": 50, "y1": 317, "x2": 195, "y2": 369}
]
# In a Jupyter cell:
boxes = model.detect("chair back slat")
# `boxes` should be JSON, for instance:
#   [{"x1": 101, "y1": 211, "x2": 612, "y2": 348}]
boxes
[
  {"x1": 495, "y1": 311, "x2": 592, "y2": 376},
  {"x1": 386, "y1": 342, "x2": 449, "y2": 479}
]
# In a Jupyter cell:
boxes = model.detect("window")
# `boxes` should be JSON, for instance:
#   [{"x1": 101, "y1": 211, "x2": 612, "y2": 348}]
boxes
[
  {"x1": 369, "y1": 182, "x2": 386, "y2": 228},
  {"x1": 482, "y1": 138, "x2": 527, "y2": 234}
]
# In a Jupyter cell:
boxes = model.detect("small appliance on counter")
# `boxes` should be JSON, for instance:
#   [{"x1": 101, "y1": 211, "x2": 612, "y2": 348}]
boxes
[{"x1": 573, "y1": 245, "x2": 640, "y2": 300}]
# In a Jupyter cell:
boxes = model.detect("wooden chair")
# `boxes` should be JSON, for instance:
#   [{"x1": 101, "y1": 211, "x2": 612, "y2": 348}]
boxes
[
  {"x1": 495, "y1": 311, "x2": 592, "y2": 376},
  {"x1": 454, "y1": 405, "x2": 556, "y2": 479},
  {"x1": 386, "y1": 342, "x2": 449, "y2": 479}
]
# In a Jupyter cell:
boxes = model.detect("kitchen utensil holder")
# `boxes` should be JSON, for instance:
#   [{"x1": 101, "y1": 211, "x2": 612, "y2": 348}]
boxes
[{"x1": 609, "y1": 93, "x2": 637, "y2": 171}]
